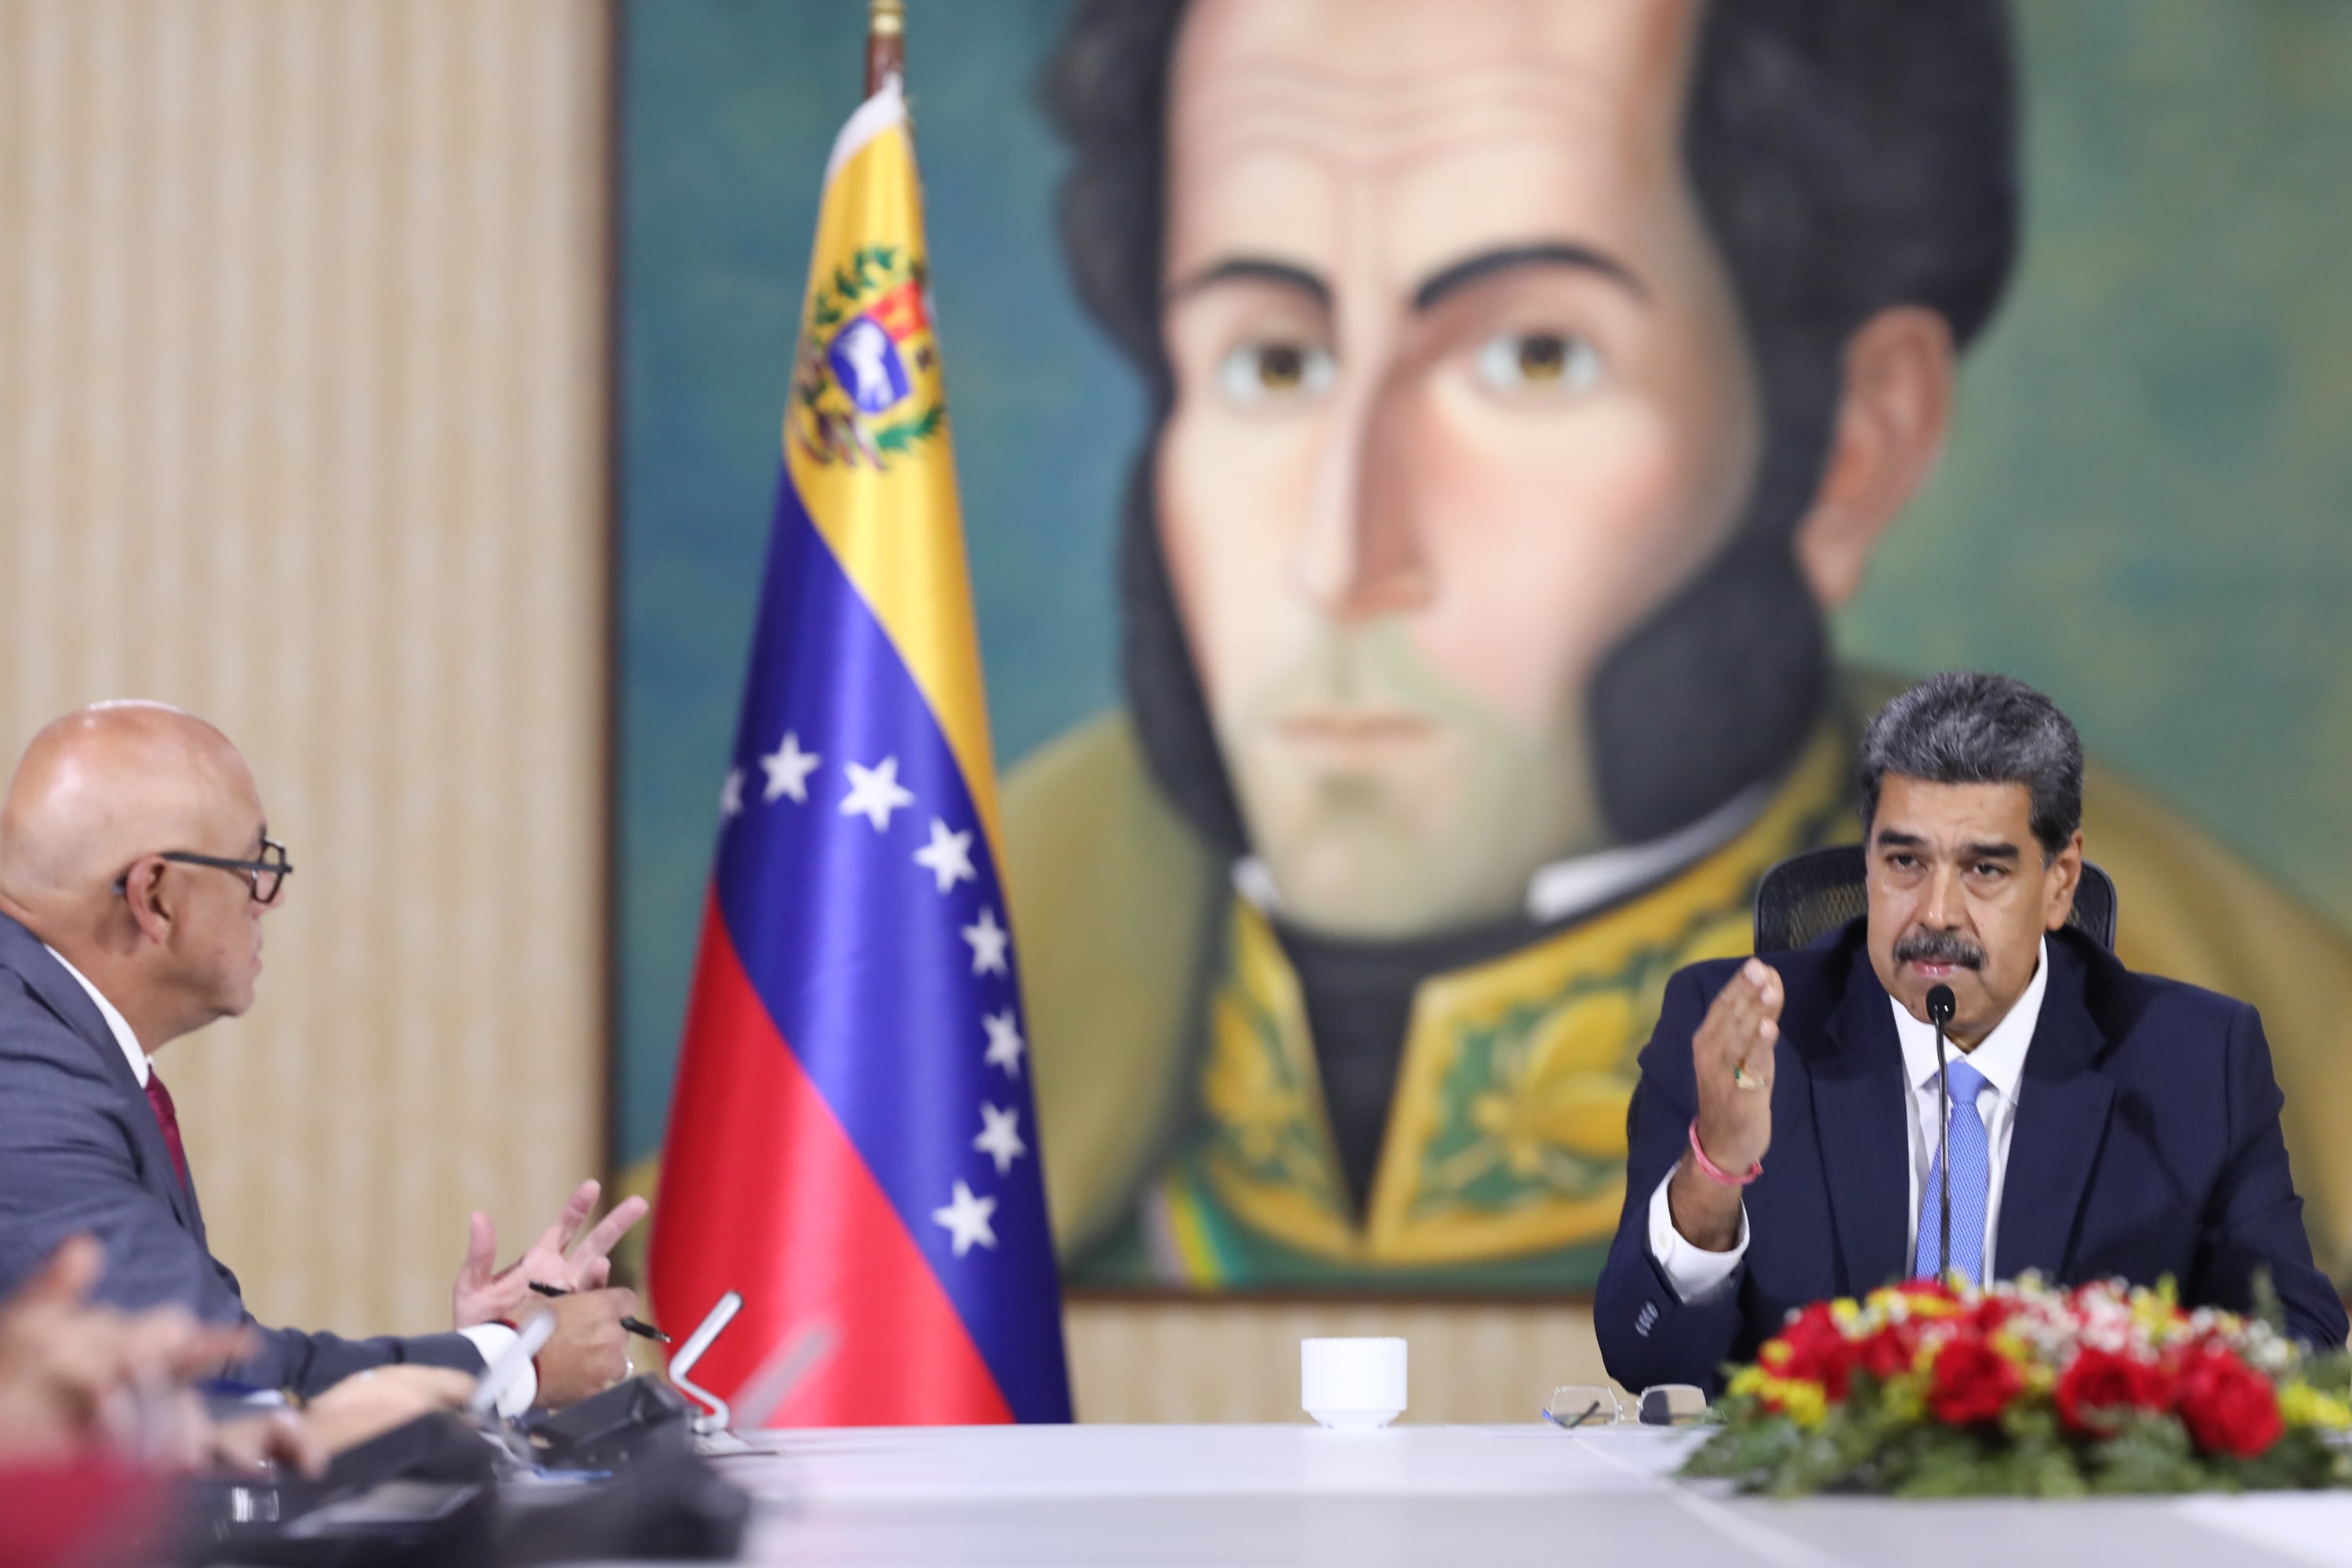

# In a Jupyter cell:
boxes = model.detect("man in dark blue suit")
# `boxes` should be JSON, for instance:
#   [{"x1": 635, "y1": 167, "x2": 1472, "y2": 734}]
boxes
[
  {"x1": 1598, "y1": 673, "x2": 2347, "y2": 1394},
  {"x1": 0, "y1": 702, "x2": 647, "y2": 1406}
]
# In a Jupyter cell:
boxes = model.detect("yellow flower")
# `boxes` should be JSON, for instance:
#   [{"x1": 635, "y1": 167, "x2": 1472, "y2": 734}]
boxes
[
  {"x1": 2130, "y1": 1281, "x2": 2185, "y2": 1338},
  {"x1": 1762, "y1": 1376, "x2": 1829, "y2": 1429},
  {"x1": 1728, "y1": 1366, "x2": 1768, "y2": 1400},
  {"x1": 2279, "y1": 1382, "x2": 2352, "y2": 1431}
]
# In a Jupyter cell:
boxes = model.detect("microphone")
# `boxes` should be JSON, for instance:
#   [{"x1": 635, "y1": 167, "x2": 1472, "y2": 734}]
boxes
[
  {"x1": 1926, "y1": 984, "x2": 1957, "y2": 1283},
  {"x1": 667, "y1": 1290, "x2": 745, "y2": 1434}
]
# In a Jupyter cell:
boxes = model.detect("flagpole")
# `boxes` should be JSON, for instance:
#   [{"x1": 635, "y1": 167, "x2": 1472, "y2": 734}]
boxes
[{"x1": 866, "y1": 0, "x2": 904, "y2": 96}]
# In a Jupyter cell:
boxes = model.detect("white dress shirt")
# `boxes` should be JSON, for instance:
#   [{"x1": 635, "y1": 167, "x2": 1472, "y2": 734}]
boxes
[
  {"x1": 40, "y1": 943, "x2": 534, "y2": 1413},
  {"x1": 1648, "y1": 938, "x2": 2050, "y2": 1302},
  {"x1": 45, "y1": 942, "x2": 151, "y2": 1087}
]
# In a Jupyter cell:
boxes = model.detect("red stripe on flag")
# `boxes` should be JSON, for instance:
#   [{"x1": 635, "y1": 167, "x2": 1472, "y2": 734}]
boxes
[{"x1": 648, "y1": 891, "x2": 1013, "y2": 1426}]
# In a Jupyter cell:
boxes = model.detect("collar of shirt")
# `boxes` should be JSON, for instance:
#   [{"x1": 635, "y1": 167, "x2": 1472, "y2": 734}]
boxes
[
  {"x1": 1232, "y1": 775, "x2": 1776, "y2": 926},
  {"x1": 1889, "y1": 935, "x2": 2049, "y2": 1104},
  {"x1": 41, "y1": 943, "x2": 151, "y2": 1089}
]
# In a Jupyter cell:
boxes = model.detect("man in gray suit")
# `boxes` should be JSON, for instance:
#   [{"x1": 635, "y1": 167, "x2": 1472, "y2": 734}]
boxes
[{"x1": 0, "y1": 702, "x2": 642, "y2": 1407}]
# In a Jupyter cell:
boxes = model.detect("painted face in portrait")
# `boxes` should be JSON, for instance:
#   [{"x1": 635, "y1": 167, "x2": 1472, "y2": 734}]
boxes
[{"x1": 1154, "y1": 0, "x2": 1765, "y2": 939}]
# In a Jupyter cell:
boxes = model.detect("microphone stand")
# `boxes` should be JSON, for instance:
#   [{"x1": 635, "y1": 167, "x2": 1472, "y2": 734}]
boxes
[{"x1": 1927, "y1": 985, "x2": 1956, "y2": 1282}]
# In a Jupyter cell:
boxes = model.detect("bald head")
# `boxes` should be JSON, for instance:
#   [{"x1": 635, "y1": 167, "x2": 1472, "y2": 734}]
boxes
[
  {"x1": 0, "y1": 702, "x2": 278, "y2": 1050},
  {"x1": 0, "y1": 702, "x2": 256, "y2": 920}
]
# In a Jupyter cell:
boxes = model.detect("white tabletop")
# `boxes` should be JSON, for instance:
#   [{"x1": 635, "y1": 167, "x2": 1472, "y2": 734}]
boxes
[{"x1": 655, "y1": 1423, "x2": 2352, "y2": 1567}]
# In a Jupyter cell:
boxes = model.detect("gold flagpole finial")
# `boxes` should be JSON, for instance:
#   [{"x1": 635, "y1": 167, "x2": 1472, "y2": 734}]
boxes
[{"x1": 866, "y1": 0, "x2": 906, "y2": 96}]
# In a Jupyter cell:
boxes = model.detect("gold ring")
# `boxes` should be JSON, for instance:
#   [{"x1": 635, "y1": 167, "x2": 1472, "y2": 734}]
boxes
[{"x1": 1732, "y1": 1064, "x2": 1766, "y2": 1092}]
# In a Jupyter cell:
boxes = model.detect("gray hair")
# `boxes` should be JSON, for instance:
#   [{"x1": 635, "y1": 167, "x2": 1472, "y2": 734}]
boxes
[{"x1": 1857, "y1": 672, "x2": 2083, "y2": 858}]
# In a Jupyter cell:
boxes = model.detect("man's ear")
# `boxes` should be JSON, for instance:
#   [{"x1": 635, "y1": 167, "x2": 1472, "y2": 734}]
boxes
[
  {"x1": 120, "y1": 859, "x2": 175, "y2": 946},
  {"x1": 2045, "y1": 829, "x2": 2085, "y2": 931},
  {"x1": 1791, "y1": 305, "x2": 1956, "y2": 608}
]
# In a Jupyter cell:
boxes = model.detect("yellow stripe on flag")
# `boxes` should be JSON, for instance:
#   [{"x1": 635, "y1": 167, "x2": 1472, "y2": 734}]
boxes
[{"x1": 782, "y1": 81, "x2": 1006, "y2": 864}]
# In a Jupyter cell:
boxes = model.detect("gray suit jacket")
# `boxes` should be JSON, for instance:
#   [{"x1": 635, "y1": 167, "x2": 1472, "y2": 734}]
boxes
[{"x1": 0, "y1": 913, "x2": 483, "y2": 1396}]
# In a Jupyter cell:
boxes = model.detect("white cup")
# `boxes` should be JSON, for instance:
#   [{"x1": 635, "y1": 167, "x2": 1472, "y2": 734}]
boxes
[{"x1": 1301, "y1": 1337, "x2": 1406, "y2": 1428}]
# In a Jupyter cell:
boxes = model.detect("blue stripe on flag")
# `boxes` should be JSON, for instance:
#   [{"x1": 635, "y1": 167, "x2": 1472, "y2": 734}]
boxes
[{"x1": 711, "y1": 469, "x2": 1069, "y2": 1421}]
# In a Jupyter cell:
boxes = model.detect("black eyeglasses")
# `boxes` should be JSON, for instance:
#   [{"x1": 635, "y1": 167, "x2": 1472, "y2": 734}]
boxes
[{"x1": 114, "y1": 837, "x2": 294, "y2": 904}]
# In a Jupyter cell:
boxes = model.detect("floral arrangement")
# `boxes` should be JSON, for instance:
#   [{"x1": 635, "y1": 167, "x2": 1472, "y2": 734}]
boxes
[{"x1": 1682, "y1": 1275, "x2": 2352, "y2": 1496}]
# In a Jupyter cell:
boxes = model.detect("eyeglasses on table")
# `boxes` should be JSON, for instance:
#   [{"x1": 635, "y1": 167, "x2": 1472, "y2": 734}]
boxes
[{"x1": 1541, "y1": 1382, "x2": 1711, "y2": 1429}]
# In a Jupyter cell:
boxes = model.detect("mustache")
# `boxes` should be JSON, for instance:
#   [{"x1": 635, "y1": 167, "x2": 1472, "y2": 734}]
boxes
[{"x1": 1893, "y1": 929, "x2": 1985, "y2": 969}]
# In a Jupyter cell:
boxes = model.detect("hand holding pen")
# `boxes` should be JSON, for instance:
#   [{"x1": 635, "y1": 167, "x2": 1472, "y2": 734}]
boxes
[{"x1": 530, "y1": 1279, "x2": 670, "y2": 1343}]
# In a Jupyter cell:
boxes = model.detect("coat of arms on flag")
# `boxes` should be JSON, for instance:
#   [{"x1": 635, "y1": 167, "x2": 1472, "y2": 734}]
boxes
[{"x1": 793, "y1": 245, "x2": 947, "y2": 470}]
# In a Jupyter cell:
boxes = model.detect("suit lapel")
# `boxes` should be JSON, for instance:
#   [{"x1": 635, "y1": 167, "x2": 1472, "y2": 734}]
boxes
[
  {"x1": 1807, "y1": 944, "x2": 1912, "y2": 1292},
  {"x1": 0, "y1": 915, "x2": 199, "y2": 1234},
  {"x1": 1995, "y1": 936, "x2": 2114, "y2": 1280}
]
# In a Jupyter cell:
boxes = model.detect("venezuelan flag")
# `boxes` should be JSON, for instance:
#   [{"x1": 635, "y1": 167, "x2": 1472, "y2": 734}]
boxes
[{"x1": 648, "y1": 76, "x2": 1071, "y2": 1426}]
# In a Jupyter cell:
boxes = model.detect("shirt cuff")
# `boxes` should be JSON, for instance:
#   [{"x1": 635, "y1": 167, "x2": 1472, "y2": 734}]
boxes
[
  {"x1": 456, "y1": 1323, "x2": 537, "y2": 1417},
  {"x1": 1646, "y1": 1165, "x2": 1749, "y2": 1305}
]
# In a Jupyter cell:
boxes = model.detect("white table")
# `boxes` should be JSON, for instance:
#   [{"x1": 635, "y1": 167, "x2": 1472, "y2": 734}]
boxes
[{"x1": 666, "y1": 1423, "x2": 2352, "y2": 1567}]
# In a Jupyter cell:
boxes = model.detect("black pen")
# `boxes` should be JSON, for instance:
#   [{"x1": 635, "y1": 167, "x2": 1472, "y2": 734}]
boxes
[{"x1": 529, "y1": 1279, "x2": 673, "y2": 1343}]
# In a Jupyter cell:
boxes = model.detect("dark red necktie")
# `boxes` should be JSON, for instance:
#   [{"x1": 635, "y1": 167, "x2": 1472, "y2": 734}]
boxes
[{"x1": 144, "y1": 1071, "x2": 190, "y2": 1193}]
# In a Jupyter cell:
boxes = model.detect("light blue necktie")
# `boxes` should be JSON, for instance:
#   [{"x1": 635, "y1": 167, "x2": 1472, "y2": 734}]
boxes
[{"x1": 1913, "y1": 1057, "x2": 1992, "y2": 1284}]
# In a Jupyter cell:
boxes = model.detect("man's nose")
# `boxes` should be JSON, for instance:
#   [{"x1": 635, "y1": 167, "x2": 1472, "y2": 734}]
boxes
[
  {"x1": 1287, "y1": 361, "x2": 1433, "y2": 622},
  {"x1": 1920, "y1": 862, "x2": 1965, "y2": 929}
]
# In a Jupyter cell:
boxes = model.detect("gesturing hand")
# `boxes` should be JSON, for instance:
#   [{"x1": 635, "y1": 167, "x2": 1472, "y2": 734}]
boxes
[
  {"x1": 451, "y1": 1179, "x2": 649, "y2": 1331},
  {"x1": 532, "y1": 1289, "x2": 638, "y2": 1410},
  {"x1": 0, "y1": 1235, "x2": 252, "y2": 1464},
  {"x1": 1691, "y1": 957, "x2": 1784, "y2": 1174}
]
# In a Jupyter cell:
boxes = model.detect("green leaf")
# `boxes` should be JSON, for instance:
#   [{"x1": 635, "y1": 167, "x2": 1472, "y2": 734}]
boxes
[{"x1": 2250, "y1": 1265, "x2": 2285, "y2": 1336}]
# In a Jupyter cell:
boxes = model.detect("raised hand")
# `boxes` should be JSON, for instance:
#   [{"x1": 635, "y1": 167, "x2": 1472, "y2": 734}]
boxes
[
  {"x1": 450, "y1": 1179, "x2": 650, "y2": 1330},
  {"x1": 1691, "y1": 957, "x2": 1784, "y2": 1174},
  {"x1": 1667, "y1": 958, "x2": 1784, "y2": 1252}
]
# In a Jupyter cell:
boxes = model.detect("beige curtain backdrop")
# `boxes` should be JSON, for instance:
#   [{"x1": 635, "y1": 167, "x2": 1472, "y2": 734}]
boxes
[
  {"x1": 0, "y1": 0, "x2": 1614, "y2": 1420},
  {"x1": 0, "y1": 0, "x2": 609, "y2": 1336}
]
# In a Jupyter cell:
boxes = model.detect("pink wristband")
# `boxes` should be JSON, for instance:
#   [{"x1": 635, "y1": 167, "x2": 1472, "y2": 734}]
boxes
[{"x1": 1688, "y1": 1120, "x2": 1762, "y2": 1186}]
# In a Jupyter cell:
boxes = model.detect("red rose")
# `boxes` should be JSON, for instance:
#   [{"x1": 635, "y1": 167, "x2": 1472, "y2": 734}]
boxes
[
  {"x1": 2054, "y1": 1346, "x2": 2173, "y2": 1436},
  {"x1": 2176, "y1": 1348, "x2": 2283, "y2": 1458},
  {"x1": 1857, "y1": 1322, "x2": 1918, "y2": 1381},
  {"x1": 1774, "y1": 1303, "x2": 1853, "y2": 1401},
  {"x1": 1965, "y1": 1295, "x2": 2017, "y2": 1334},
  {"x1": 1927, "y1": 1332, "x2": 2023, "y2": 1425}
]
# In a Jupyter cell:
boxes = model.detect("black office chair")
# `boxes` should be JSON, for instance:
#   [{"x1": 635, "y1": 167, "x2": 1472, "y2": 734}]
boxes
[{"x1": 1751, "y1": 844, "x2": 2118, "y2": 955}]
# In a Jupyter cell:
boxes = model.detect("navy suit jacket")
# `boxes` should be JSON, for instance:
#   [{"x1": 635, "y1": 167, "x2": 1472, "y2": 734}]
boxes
[
  {"x1": 0, "y1": 913, "x2": 483, "y2": 1396},
  {"x1": 1596, "y1": 920, "x2": 2348, "y2": 1393}
]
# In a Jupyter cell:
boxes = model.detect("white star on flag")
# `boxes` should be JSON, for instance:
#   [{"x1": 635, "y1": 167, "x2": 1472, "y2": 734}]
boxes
[
  {"x1": 931, "y1": 1179, "x2": 998, "y2": 1258},
  {"x1": 982, "y1": 1010, "x2": 1025, "y2": 1076},
  {"x1": 972, "y1": 1103, "x2": 1027, "y2": 1175},
  {"x1": 720, "y1": 768, "x2": 745, "y2": 818},
  {"x1": 913, "y1": 818, "x2": 977, "y2": 894},
  {"x1": 839, "y1": 756, "x2": 915, "y2": 831},
  {"x1": 962, "y1": 907, "x2": 1010, "y2": 976},
  {"x1": 760, "y1": 731, "x2": 822, "y2": 804}
]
